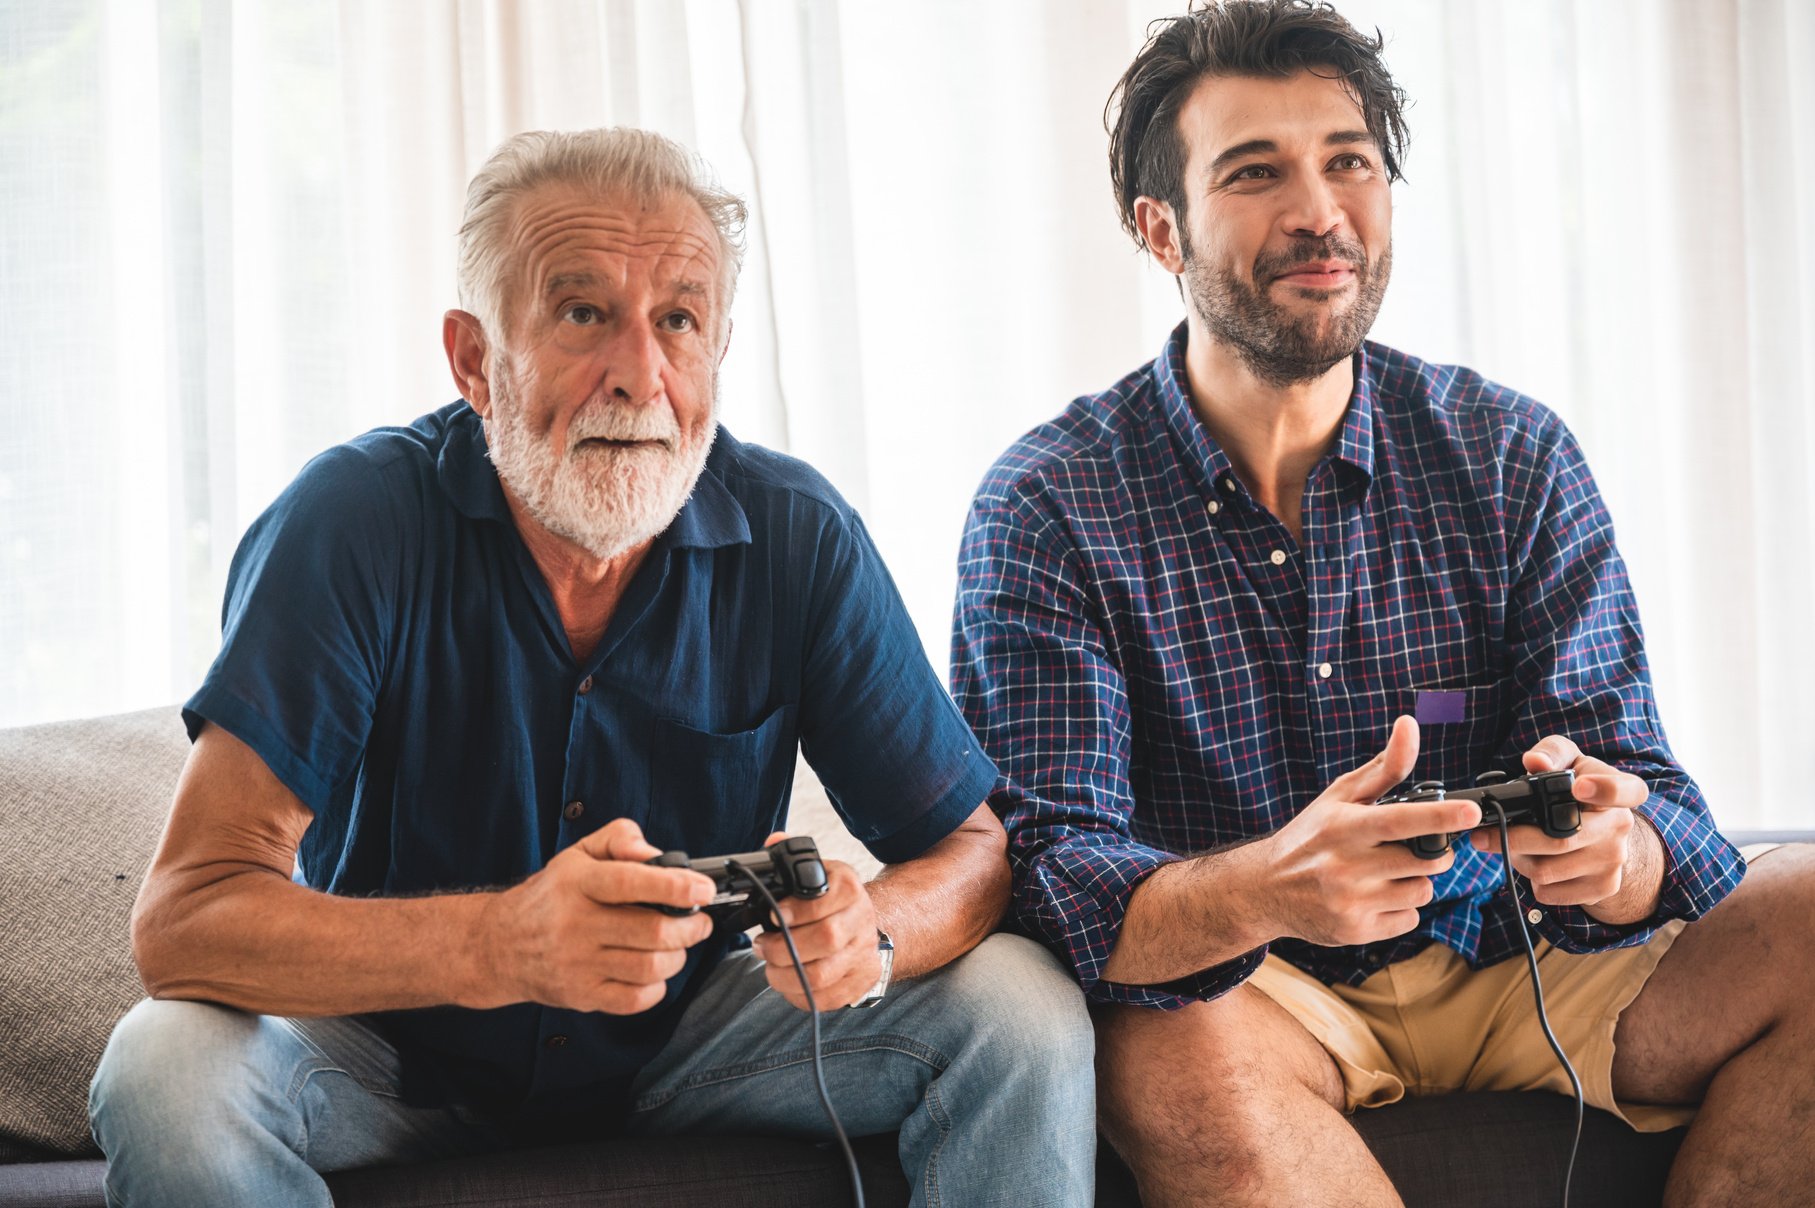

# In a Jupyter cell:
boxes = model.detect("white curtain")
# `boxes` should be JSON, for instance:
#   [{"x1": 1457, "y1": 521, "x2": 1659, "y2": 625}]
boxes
[{"x1": 3, "y1": 0, "x2": 1810, "y2": 827}]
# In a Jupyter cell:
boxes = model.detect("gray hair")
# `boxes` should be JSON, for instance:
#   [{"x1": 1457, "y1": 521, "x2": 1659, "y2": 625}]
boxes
[{"x1": 456, "y1": 127, "x2": 748, "y2": 340}]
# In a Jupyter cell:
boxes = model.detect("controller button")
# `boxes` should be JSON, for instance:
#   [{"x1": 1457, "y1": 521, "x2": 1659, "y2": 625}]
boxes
[{"x1": 563, "y1": 800, "x2": 584, "y2": 821}]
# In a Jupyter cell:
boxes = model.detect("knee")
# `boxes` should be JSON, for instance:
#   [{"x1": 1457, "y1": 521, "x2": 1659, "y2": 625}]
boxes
[
  {"x1": 89, "y1": 998, "x2": 271, "y2": 1152},
  {"x1": 1094, "y1": 989, "x2": 1336, "y2": 1161},
  {"x1": 928, "y1": 933, "x2": 1095, "y2": 1090}
]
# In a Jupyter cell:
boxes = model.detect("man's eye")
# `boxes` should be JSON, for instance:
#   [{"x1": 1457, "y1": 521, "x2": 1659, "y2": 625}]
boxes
[
  {"x1": 1332, "y1": 153, "x2": 1369, "y2": 171},
  {"x1": 564, "y1": 304, "x2": 599, "y2": 325},
  {"x1": 1232, "y1": 165, "x2": 1273, "y2": 182},
  {"x1": 660, "y1": 312, "x2": 696, "y2": 333}
]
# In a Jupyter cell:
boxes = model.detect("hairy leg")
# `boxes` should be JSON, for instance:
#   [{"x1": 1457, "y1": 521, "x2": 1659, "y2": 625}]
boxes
[
  {"x1": 1095, "y1": 985, "x2": 1402, "y2": 1208},
  {"x1": 1612, "y1": 844, "x2": 1815, "y2": 1206}
]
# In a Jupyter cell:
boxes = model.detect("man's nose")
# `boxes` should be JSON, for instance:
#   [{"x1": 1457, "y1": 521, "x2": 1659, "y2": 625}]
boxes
[
  {"x1": 1281, "y1": 171, "x2": 1344, "y2": 240},
  {"x1": 603, "y1": 321, "x2": 665, "y2": 404}
]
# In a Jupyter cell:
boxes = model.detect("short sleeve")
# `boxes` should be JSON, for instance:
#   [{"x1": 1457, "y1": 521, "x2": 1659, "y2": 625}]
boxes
[
  {"x1": 794, "y1": 508, "x2": 996, "y2": 864},
  {"x1": 183, "y1": 446, "x2": 401, "y2": 813}
]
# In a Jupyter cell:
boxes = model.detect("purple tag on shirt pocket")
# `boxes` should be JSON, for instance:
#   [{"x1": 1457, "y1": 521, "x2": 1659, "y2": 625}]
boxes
[{"x1": 1415, "y1": 690, "x2": 1467, "y2": 725}]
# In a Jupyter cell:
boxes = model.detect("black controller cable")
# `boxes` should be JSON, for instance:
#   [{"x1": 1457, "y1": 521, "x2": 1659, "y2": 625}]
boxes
[
  {"x1": 725, "y1": 858, "x2": 866, "y2": 1208},
  {"x1": 1484, "y1": 799, "x2": 1584, "y2": 1208}
]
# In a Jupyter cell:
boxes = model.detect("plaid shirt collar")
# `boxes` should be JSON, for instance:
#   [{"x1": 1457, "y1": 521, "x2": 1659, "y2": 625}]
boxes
[{"x1": 1149, "y1": 321, "x2": 1378, "y2": 506}]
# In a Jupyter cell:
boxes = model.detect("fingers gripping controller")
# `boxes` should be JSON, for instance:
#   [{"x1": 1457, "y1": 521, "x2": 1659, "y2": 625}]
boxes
[
  {"x1": 1382, "y1": 770, "x2": 1581, "y2": 859},
  {"x1": 646, "y1": 836, "x2": 830, "y2": 931}
]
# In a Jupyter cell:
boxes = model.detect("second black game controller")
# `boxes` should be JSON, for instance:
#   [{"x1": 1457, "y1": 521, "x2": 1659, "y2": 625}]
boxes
[
  {"x1": 646, "y1": 835, "x2": 831, "y2": 931},
  {"x1": 1379, "y1": 769, "x2": 1581, "y2": 859}
]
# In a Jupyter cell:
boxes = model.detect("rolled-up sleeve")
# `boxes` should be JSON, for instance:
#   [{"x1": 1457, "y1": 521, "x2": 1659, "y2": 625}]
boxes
[
  {"x1": 1500, "y1": 420, "x2": 1744, "y2": 953},
  {"x1": 952, "y1": 481, "x2": 1264, "y2": 1006}
]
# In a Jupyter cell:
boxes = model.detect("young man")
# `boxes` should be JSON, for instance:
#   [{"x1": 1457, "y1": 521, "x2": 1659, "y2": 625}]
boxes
[
  {"x1": 952, "y1": 3, "x2": 1813, "y2": 1204},
  {"x1": 89, "y1": 127, "x2": 1094, "y2": 1207}
]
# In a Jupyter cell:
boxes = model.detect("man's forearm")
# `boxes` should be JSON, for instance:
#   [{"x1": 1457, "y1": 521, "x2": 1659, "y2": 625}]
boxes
[
  {"x1": 133, "y1": 868, "x2": 509, "y2": 1017},
  {"x1": 865, "y1": 818, "x2": 1010, "y2": 981},
  {"x1": 1099, "y1": 839, "x2": 1276, "y2": 986}
]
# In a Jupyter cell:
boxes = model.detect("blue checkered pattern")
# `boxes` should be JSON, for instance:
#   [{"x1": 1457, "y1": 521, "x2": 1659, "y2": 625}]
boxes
[{"x1": 951, "y1": 324, "x2": 1745, "y2": 1008}]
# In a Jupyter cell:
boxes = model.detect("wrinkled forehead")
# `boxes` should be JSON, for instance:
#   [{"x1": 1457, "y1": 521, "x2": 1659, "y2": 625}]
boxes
[
  {"x1": 1179, "y1": 69, "x2": 1374, "y2": 176},
  {"x1": 505, "y1": 182, "x2": 724, "y2": 309}
]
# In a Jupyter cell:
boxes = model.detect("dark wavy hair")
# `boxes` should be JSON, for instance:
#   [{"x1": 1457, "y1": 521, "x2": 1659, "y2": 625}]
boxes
[{"x1": 1107, "y1": 0, "x2": 1409, "y2": 251}]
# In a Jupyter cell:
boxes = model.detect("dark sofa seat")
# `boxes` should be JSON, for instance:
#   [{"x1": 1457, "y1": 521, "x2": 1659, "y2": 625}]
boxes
[{"x1": 0, "y1": 1093, "x2": 1682, "y2": 1208}]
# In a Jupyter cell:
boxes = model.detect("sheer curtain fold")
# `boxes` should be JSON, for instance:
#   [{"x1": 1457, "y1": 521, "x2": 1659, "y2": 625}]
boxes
[{"x1": 2, "y1": 0, "x2": 1810, "y2": 824}]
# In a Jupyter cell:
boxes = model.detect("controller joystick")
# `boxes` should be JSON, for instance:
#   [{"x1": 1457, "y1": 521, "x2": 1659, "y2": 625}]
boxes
[
  {"x1": 1380, "y1": 769, "x2": 1581, "y2": 859},
  {"x1": 645, "y1": 836, "x2": 830, "y2": 931}
]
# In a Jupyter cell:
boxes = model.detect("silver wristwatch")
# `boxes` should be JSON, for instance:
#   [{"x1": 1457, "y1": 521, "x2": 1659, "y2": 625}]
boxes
[{"x1": 848, "y1": 929, "x2": 894, "y2": 1009}]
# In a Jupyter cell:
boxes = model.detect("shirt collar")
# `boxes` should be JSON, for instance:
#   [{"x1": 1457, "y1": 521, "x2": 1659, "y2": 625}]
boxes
[
  {"x1": 1150, "y1": 322, "x2": 1377, "y2": 498},
  {"x1": 661, "y1": 432, "x2": 753, "y2": 551},
  {"x1": 436, "y1": 402, "x2": 752, "y2": 550}
]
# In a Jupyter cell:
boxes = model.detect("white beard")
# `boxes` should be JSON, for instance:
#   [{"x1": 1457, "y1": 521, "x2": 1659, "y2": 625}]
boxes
[{"x1": 484, "y1": 364, "x2": 717, "y2": 561}]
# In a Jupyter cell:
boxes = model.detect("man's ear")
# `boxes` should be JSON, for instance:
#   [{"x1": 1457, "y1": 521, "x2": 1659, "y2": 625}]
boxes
[
  {"x1": 1134, "y1": 196, "x2": 1187, "y2": 276},
  {"x1": 443, "y1": 310, "x2": 494, "y2": 417}
]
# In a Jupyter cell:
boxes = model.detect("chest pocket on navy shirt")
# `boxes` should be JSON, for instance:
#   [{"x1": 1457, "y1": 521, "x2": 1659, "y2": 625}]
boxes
[
  {"x1": 647, "y1": 705, "x2": 797, "y2": 858},
  {"x1": 1403, "y1": 681, "x2": 1512, "y2": 789}
]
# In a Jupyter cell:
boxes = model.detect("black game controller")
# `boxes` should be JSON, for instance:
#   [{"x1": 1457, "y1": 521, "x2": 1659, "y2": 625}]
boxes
[
  {"x1": 646, "y1": 836, "x2": 831, "y2": 931},
  {"x1": 1380, "y1": 769, "x2": 1581, "y2": 859}
]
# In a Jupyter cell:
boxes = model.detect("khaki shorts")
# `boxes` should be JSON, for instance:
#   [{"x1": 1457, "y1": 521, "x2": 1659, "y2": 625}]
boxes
[{"x1": 1247, "y1": 843, "x2": 1782, "y2": 1133}]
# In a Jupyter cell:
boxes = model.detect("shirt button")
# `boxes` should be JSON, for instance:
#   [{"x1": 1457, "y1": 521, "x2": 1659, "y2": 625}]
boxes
[
  {"x1": 1269, "y1": 549, "x2": 1287, "y2": 566},
  {"x1": 563, "y1": 800, "x2": 585, "y2": 821},
  {"x1": 1207, "y1": 499, "x2": 1221, "y2": 516},
  {"x1": 1318, "y1": 662, "x2": 1333, "y2": 679},
  {"x1": 577, "y1": 675, "x2": 594, "y2": 695},
  {"x1": 1220, "y1": 476, "x2": 1236, "y2": 493},
  {"x1": 545, "y1": 1034, "x2": 569, "y2": 1049},
  {"x1": 1527, "y1": 908, "x2": 1543, "y2": 925}
]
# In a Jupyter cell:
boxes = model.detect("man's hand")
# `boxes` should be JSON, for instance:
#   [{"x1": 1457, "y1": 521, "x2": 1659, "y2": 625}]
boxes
[
  {"x1": 1258, "y1": 716, "x2": 1484, "y2": 948},
  {"x1": 749, "y1": 832, "x2": 882, "y2": 1012},
  {"x1": 487, "y1": 818, "x2": 717, "y2": 1015},
  {"x1": 1470, "y1": 735, "x2": 1663, "y2": 923}
]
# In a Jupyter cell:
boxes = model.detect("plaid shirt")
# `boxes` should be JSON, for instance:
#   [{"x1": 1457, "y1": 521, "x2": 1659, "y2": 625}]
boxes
[{"x1": 951, "y1": 324, "x2": 1745, "y2": 1008}]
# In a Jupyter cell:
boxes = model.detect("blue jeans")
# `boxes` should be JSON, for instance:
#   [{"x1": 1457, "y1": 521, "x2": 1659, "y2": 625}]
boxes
[{"x1": 89, "y1": 933, "x2": 1095, "y2": 1207}]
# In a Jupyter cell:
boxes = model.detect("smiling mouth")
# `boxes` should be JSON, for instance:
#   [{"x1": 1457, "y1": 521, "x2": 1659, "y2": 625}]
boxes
[{"x1": 1274, "y1": 266, "x2": 1356, "y2": 289}]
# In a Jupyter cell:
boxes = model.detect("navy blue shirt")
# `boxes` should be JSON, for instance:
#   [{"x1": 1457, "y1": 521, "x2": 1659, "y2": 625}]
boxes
[{"x1": 186, "y1": 401, "x2": 995, "y2": 1127}]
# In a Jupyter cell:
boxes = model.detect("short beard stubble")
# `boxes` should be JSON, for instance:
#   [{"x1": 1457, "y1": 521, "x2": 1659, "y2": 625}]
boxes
[{"x1": 1182, "y1": 226, "x2": 1392, "y2": 388}]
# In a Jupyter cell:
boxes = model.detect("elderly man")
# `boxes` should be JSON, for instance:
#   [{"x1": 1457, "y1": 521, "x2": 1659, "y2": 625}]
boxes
[
  {"x1": 88, "y1": 128, "x2": 1093, "y2": 1207},
  {"x1": 953, "y1": 2, "x2": 1813, "y2": 1205}
]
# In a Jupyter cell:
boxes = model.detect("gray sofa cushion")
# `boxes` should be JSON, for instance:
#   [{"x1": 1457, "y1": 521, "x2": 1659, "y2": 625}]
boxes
[{"x1": 0, "y1": 709, "x2": 188, "y2": 1157}]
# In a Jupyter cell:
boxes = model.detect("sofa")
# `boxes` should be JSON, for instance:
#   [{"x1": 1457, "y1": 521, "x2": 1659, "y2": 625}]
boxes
[{"x1": 2, "y1": 707, "x2": 1802, "y2": 1207}]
